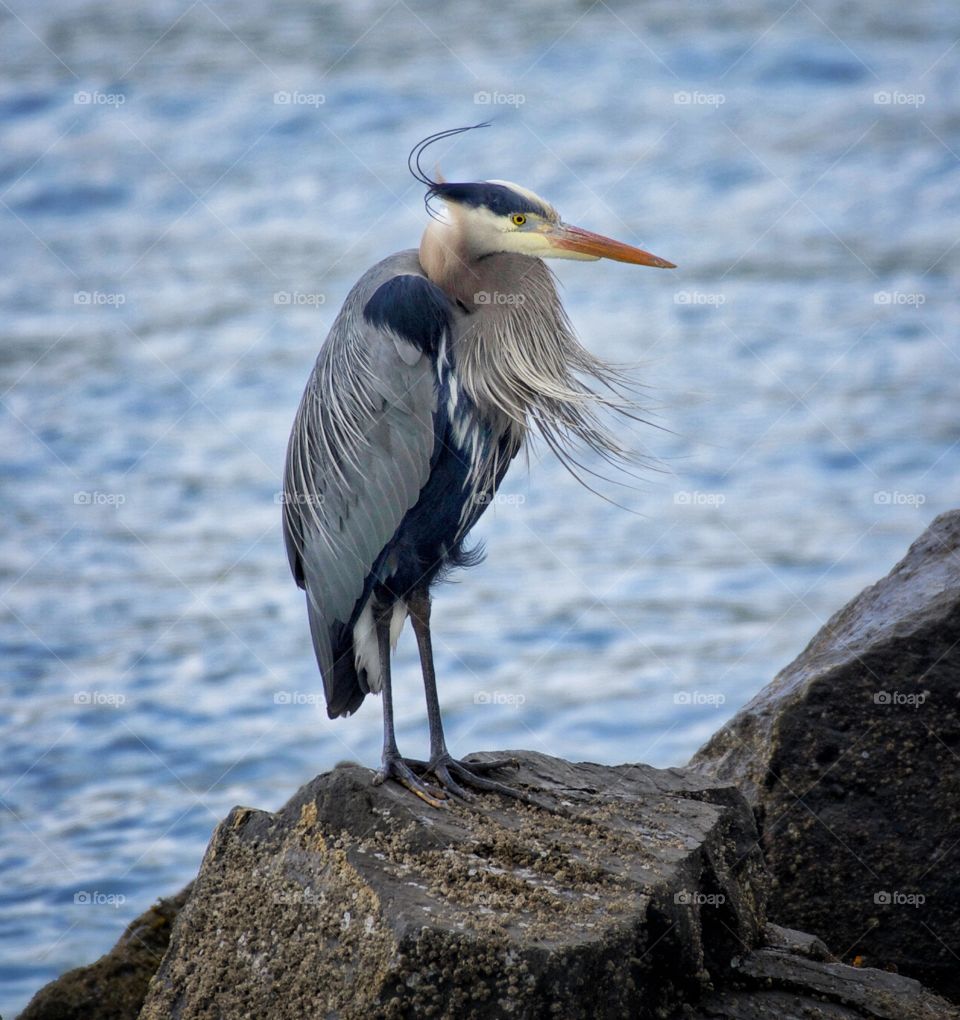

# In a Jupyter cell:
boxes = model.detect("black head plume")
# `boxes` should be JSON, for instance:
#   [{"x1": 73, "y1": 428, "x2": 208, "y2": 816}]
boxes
[{"x1": 408, "y1": 122, "x2": 491, "y2": 220}]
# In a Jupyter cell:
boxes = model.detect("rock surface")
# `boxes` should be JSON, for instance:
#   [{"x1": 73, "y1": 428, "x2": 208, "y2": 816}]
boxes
[
  {"x1": 691, "y1": 510, "x2": 960, "y2": 1002},
  {"x1": 681, "y1": 936, "x2": 959, "y2": 1018},
  {"x1": 138, "y1": 751, "x2": 768, "y2": 1020},
  {"x1": 21, "y1": 754, "x2": 959, "y2": 1019},
  {"x1": 18, "y1": 884, "x2": 191, "y2": 1020},
  {"x1": 20, "y1": 505, "x2": 960, "y2": 1020}
]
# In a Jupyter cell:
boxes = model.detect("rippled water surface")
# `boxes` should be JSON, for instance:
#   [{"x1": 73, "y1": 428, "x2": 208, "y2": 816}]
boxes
[{"x1": 2, "y1": 0, "x2": 959, "y2": 1011}]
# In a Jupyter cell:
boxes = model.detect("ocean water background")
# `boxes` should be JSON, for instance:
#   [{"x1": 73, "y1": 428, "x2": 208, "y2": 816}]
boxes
[{"x1": 1, "y1": 0, "x2": 958, "y2": 1011}]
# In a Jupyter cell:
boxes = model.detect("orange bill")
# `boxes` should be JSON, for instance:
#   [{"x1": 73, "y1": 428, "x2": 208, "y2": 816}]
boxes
[{"x1": 550, "y1": 224, "x2": 676, "y2": 268}]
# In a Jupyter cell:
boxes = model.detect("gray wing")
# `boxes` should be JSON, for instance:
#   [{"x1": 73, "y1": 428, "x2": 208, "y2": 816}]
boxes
[{"x1": 283, "y1": 261, "x2": 449, "y2": 717}]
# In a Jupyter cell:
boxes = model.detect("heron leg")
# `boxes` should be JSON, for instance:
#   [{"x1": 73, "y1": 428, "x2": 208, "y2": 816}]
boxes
[
  {"x1": 405, "y1": 588, "x2": 525, "y2": 804},
  {"x1": 407, "y1": 587, "x2": 450, "y2": 763},
  {"x1": 372, "y1": 601, "x2": 446, "y2": 808}
]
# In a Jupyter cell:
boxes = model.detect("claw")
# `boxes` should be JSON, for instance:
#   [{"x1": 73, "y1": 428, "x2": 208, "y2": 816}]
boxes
[
  {"x1": 398, "y1": 779, "x2": 447, "y2": 809},
  {"x1": 407, "y1": 754, "x2": 543, "y2": 808},
  {"x1": 444, "y1": 758, "x2": 541, "y2": 806},
  {"x1": 377, "y1": 753, "x2": 549, "y2": 810},
  {"x1": 432, "y1": 763, "x2": 476, "y2": 801},
  {"x1": 375, "y1": 754, "x2": 447, "y2": 808},
  {"x1": 405, "y1": 755, "x2": 516, "y2": 776}
]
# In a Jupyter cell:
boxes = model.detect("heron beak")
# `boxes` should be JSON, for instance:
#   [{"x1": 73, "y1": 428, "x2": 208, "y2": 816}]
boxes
[{"x1": 548, "y1": 223, "x2": 676, "y2": 268}]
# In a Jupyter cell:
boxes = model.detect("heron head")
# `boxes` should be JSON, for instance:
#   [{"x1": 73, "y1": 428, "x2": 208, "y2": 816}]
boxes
[{"x1": 427, "y1": 178, "x2": 675, "y2": 269}]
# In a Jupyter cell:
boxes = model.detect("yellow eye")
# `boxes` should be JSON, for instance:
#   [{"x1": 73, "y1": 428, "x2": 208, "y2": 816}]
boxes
[{"x1": 511, "y1": 213, "x2": 526, "y2": 227}]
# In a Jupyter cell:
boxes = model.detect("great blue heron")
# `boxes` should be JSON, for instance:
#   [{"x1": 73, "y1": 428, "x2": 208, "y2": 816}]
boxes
[{"x1": 283, "y1": 124, "x2": 674, "y2": 806}]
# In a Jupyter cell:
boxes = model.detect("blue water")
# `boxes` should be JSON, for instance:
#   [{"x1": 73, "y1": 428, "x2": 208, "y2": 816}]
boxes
[{"x1": 2, "y1": 0, "x2": 959, "y2": 1012}]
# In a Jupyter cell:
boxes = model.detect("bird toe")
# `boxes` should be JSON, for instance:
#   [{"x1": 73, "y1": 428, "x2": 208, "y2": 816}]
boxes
[{"x1": 375, "y1": 755, "x2": 448, "y2": 808}]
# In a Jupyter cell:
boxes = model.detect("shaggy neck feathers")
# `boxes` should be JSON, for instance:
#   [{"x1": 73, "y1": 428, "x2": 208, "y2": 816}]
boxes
[{"x1": 420, "y1": 217, "x2": 634, "y2": 488}]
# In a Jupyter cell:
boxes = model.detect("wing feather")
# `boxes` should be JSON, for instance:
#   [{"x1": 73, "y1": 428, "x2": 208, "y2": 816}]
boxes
[{"x1": 283, "y1": 261, "x2": 451, "y2": 717}]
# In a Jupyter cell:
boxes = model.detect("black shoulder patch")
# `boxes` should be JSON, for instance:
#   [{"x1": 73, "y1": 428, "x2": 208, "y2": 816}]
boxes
[
  {"x1": 362, "y1": 274, "x2": 450, "y2": 356},
  {"x1": 433, "y1": 181, "x2": 547, "y2": 218}
]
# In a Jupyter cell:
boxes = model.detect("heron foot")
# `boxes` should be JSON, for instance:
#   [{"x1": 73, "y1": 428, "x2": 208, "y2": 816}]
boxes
[
  {"x1": 374, "y1": 753, "x2": 447, "y2": 808},
  {"x1": 406, "y1": 754, "x2": 541, "y2": 807}
]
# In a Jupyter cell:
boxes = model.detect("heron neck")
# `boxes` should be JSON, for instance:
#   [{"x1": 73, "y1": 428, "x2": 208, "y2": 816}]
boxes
[
  {"x1": 420, "y1": 223, "x2": 638, "y2": 503},
  {"x1": 418, "y1": 220, "x2": 539, "y2": 310},
  {"x1": 446, "y1": 255, "x2": 582, "y2": 431},
  {"x1": 419, "y1": 217, "x2": 476, "y2": 305}
]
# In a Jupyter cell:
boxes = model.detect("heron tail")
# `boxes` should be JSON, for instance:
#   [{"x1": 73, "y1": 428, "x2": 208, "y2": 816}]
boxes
[{"x1": 306, "y1": 598, "x2": 366, "y2": 718}]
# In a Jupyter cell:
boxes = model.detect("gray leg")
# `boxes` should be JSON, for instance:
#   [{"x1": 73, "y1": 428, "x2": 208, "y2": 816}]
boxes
[
  {"x1": 377, "y1": 609, "x2": 401, "y2": 761},
  {"x1": 372, "y1": 601, "x2": 446, "y2": 807},
  {"x1": 407, "y1": 586, "x2": 448, "y2": 762},
  {"x1": 405, "y1": 587, "x2": 525, "y2": 803}
]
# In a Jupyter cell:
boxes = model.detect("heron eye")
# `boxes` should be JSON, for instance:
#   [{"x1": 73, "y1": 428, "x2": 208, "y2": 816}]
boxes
[{"x1": 511, "y1": 213, "x2": 526, "y2": 227}]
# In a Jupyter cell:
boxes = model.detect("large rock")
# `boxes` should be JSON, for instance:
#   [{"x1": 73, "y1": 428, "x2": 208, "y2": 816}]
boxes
[
  {"x1": 22, "y1": 754, "x2": 958, "y2": 1019},
  {"x1": 139, "y1": 752, "x2": 768, "y2": 1020},
  {"x1": 692, "y1": 510, "x2": 960, "y2": 1002},
  {"x1": 18, "y1": 884, "x2": 191, "y2": 1020}
]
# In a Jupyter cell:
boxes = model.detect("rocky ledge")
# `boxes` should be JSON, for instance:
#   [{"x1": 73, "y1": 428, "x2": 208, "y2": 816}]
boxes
[
  {"x1": 22, "y1": 754, "x2": 957, "y2": 1019},
  {"x1": 136, "y1": 753, "x2": 767, "y2": 1019},
  {"x1": 20, "y1": 512, "x2": 960, "y2": 1019}
]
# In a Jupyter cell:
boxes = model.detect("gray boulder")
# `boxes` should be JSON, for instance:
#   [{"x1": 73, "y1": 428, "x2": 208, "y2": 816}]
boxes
[
  {"x1": 21, "y1": 752, "x2": 958, "y2": 1019},
  {"x1": 139, "y1": 752, "x2": 768, "y2": 1019},
  {"x1": 692, "y1": 510, "x2": 960, "y2": 1002}
]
